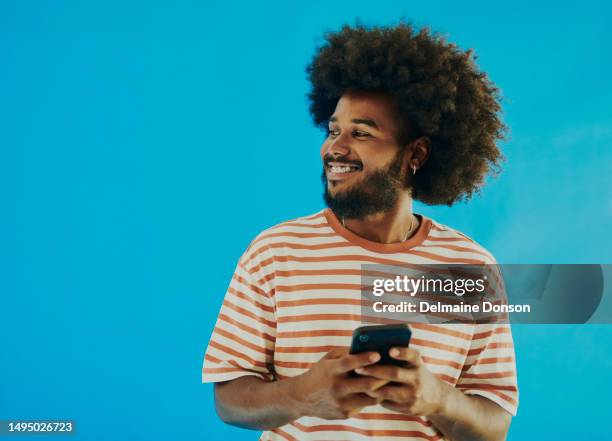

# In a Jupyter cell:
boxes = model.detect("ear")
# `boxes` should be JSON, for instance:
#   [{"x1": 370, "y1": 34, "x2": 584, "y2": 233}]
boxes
[{"x1": 403, "y1": 136, "x2": 430, "y2": 173}]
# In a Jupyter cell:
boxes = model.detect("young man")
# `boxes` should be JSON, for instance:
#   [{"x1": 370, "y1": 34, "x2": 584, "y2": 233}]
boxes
[{"x1": 203, "y1": 24, "x2": 518, "y2": 441}]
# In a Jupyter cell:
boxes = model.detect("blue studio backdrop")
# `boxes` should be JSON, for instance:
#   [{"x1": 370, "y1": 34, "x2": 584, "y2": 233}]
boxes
[{"x1": 1, "y1": 1, "x2": 611, "y2": 440}]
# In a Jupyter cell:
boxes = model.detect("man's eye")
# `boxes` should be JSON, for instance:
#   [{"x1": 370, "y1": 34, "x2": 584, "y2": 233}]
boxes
[
  {"x1": 327, "y1": 128, "x2": 340, "y2": 137},
  {"x1": 353, "y1": 130, "x2": 371, "y2": 138}
]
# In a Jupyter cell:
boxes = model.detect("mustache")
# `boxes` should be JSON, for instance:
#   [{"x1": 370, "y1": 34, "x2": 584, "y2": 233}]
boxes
[{"x1": 323, "y1": 155, "x2": 363, "y2": 168}]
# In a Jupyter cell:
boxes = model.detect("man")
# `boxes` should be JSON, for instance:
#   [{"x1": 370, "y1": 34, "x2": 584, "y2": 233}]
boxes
[{"x1": 203, "y1": 23, "x2": 518, "y2": 441}]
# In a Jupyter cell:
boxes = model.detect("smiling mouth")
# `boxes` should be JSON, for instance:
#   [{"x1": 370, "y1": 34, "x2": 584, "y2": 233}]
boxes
[{"x1": 326, "y1": 161, "x2": 363, "y2": 181}]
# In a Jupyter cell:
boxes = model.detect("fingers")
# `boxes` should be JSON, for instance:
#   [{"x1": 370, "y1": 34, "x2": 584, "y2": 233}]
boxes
[
  {"x1": 379, "y1": 400, "x2": 407, "y2": 414},
  {"x1": 367, "y1": 384, "x2": 414, "y2": 403},
  {"x1": 336, "y1": 375, "x2": 389, "y2": 395},
  {"x1": 354, "y1": 364, "x2": 418, "y2": 384},
  {"x1": 340, "y1": 393, "x2": 381, "y2": 416},
  {"x1": 335, "y1": 351, "x2": 380, "y2": 374},
  {"x1": 389, "y1": 347, "x2": 421, "y2": 366}
]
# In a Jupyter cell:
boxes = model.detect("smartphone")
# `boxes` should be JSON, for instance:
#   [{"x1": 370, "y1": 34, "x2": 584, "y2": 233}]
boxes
[{"x1": 349, "y1": 324, "x2": 412, "y2": 366}]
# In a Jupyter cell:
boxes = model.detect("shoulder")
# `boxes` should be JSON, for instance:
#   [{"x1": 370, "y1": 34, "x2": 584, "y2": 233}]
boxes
[
  {"x1": 423, "y1": 217, "x2": 498, "y2": 264},
  {"x1": 249, "y1": 210, "x2": 330, "y2": 246},
  {"x1": 239, "y1": 209, "x2": 332, "y2": 265}
]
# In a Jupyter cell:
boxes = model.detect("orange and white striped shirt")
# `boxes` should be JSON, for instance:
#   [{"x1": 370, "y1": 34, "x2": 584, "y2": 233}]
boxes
[{"x1": 203, "y1": 209, "x2": 519, "y2": 440}]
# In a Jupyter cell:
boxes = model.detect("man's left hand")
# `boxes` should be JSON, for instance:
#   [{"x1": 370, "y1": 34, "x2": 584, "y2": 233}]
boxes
[{"x1": 355, "y1": 347, "x2": 448, "y2": 417}]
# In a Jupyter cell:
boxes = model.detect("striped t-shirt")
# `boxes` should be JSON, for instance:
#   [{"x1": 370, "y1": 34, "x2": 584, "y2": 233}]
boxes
[{"x1": 203, "y1": 209, "x2": 519, "y2": 441}]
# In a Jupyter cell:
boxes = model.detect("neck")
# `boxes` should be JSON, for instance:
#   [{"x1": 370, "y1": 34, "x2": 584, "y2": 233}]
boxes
[{"x1": 341, "y1": 195, "x2": 418, "y2": 244}]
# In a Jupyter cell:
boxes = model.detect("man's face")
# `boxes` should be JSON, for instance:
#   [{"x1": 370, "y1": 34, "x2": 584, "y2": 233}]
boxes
[{"x1": 321, "y1": 91, "x2": 409, "y2": 219}]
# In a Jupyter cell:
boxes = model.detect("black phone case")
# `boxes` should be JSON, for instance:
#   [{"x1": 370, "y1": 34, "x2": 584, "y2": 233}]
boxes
[{"x1": 349, "y1": 324, "x2": 412, "y2": 366}]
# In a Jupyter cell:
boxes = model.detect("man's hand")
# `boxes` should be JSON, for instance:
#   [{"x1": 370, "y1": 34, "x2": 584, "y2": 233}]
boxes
[
  {"x1": 292, "y1": 348, "x2": 390, "y2": 419},
  {"x1": 354, "y1": 347, "x2": 446, "y2": 416},
  {"x1": 354, "y1": 347, "x2": 512, "y2": 441}
]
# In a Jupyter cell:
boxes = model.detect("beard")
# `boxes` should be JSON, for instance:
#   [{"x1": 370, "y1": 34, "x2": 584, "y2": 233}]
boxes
[{"x1": 322, "y1": 149, "x2": 406, "y2": 220}]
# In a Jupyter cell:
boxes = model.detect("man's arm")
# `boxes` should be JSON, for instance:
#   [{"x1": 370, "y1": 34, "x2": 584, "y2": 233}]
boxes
[
  {"x1": 214, "y1": 349, "x2": 388, "y2": 430},
  {"x1": 214, "y1": 375, "x2": 303, "y2": 430},
  {"x1": 356, "y1": 347, "x2": 512, "y2": 441},
  {"x1": 428, "y1": 385, "x2": 511, "y2": 441}
]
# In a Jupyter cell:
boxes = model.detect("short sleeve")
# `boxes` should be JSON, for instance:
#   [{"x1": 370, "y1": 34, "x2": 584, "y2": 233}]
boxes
[
  {"x1": 202, "y1": 242, "x2": 277, "y2": 383},
  {"x1": 456, "y1": 323, "x2": 519, "y2": 416}
]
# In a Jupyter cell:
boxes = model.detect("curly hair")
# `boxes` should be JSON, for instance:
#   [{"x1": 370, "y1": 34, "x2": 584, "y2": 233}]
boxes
[{"x1": 306, "y1": 23, "x2": 506, "y2": 206}]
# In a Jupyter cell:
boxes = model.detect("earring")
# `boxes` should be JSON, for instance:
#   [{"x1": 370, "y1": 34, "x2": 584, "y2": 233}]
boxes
[{"x1": 412, "y1": 164, "x2": 417, "y2": 175}]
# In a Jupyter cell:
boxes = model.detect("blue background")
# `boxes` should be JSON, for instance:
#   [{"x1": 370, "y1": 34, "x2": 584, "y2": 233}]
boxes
[{"x1": 1, "y1": 1, "x2": 611, "y2": 440}]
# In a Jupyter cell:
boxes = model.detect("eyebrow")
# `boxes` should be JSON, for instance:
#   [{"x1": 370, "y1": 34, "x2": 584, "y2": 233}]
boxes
[{"x1": 329, "y1": 116, "x2": 380, "y2": 129}]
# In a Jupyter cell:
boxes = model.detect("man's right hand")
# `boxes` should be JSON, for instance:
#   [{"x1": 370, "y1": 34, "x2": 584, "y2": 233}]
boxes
[{"x1": 290, "y1": 348, "x2": 389, "y2": 420}]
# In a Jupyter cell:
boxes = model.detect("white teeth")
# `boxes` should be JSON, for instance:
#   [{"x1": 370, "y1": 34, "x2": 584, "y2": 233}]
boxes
[{"x1": 330, "y1": 165, "x2": 355, "y2": 173}]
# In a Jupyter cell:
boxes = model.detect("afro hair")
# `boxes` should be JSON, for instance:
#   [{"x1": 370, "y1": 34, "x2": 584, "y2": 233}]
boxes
[{"x1": 307, "y1": 23, "x2": 506, "y2": 205}]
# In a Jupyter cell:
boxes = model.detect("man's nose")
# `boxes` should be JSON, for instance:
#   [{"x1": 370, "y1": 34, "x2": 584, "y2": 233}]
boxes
[{"x1": 325, "y1": 132, "x2": 351, "y2": 157}]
